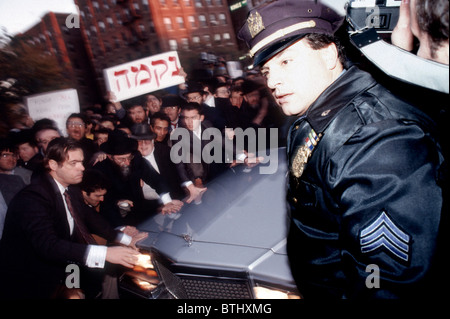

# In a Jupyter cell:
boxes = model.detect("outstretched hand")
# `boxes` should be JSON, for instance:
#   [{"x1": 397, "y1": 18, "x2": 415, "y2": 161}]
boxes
[{"x1": 106, "y1": 246, "x2": 139, "y2": 268}]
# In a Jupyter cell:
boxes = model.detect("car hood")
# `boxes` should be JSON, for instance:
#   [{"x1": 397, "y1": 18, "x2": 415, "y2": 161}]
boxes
[{"x1": 137, "y1": 148, "x2": 295, "y2": 286}]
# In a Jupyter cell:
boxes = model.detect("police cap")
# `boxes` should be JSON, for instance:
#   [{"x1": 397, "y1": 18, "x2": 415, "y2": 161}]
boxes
[{"x1": 238, "y1": 0, "x2": 344, "y2": 67}]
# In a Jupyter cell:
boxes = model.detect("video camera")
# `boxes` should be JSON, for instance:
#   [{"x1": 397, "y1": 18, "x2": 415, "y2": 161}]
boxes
[{"x1": 346, "y1": 0, "x2": 401, "y2": 34}]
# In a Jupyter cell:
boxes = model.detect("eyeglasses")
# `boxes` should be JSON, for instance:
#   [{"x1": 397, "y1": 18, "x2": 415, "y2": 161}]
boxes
[
  {"x1": 1, "y1": 153, "x2": 17, "y2": 159},
  {"x1": 67, "y1": 122, "x2": 85, "y2": 128},
  {"x1": 113, "y1": 155, "x2": 134, "y2": 164},
  {"x1": 187, "y1": 95, "x2": 202, "y2": 102}
]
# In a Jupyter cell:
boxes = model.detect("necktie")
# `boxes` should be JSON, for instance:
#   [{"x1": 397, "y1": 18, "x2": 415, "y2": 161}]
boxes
[{"x1": 63, "y1": 190, "x2": 96, "y2": 245}]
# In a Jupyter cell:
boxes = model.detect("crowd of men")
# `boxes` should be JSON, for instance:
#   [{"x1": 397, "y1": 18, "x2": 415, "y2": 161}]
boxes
[
  {"x1": 0, "y1": 64, "x2": 286, "y2": 298},
  {"x1": 0, "y1": 0, "x2": 448, "y2": 300}
]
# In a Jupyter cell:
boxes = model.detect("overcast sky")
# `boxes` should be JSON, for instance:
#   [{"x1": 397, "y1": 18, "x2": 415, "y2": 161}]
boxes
[{"x1": 0, "y1": 0, "x2": 78, "y2": 35}]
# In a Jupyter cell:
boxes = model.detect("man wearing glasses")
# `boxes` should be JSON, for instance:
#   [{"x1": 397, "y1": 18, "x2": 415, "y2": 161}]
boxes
[
  {"x1": 66, "y1": 113, "x2": 97, "y2": 168},
  {"x1": 0, "y1": 137, "x2": 33, "y2": 240}
]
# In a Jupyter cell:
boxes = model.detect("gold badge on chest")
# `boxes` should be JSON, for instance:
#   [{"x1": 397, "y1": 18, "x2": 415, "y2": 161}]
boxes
[{"x1": 291, "y1": 129, "x2": 321, "y2": 178}]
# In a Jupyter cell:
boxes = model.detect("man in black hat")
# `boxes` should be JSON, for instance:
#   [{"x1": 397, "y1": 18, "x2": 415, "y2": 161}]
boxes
[
  {"x1": 161, "y1": 94, "x2": 185, "y2": 132},
  {"x1": 93, "y1": 130, "x2": 182, "y2": 227},
  {"x1": 131, "y1": 124, "x2": 185, "y2": 201},
  {"x1": 238, "y1": 0, "x2": 446, "y2": 299}
]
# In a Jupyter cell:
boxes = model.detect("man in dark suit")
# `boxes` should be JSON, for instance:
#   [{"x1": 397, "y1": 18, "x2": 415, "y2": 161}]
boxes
[
  {"x1": 94, "y1": 130, "x2": 183, "y2": 227},
  {"x1": 131, "y1": 124, "x2": 185, "y2": 201},
  {"x1": 172, "y1": 102, "x2": 229, "y2": 203},
  {"x1": 0, "y1": 137, "x2": 146, "y2": 299},
  {"x1": 184, "y1": 82, "x2": 227, "y2": 131}
]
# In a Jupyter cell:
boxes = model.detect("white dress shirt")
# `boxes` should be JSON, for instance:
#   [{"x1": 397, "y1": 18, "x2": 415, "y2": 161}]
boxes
[{"x1": 54, "y1": 179, "x2": 131, "y2": 268}]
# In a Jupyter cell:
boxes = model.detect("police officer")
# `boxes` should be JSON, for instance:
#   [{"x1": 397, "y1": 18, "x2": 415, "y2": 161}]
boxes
[{"x1": 238, "y1": 0, "x2": 446, "y2": 299}]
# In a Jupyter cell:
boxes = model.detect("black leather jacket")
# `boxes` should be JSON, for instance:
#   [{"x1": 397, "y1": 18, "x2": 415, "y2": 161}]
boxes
[{"x1": 286, "y1": 66, "x2": 446, "y2": 299}]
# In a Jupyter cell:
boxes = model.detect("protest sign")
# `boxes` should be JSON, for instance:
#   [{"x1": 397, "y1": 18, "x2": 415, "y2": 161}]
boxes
[
  {"x1": 103, "y1": 51, "x2": 185, "y2": 102},
  {"x1": 25, "y1": 88, "x2": 80, "y2": 136}
]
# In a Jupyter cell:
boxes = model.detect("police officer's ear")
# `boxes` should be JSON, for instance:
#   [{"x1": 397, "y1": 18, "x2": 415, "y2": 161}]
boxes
[{"x1": 319, "y1": 43, "x2": 340, "y2": 71}]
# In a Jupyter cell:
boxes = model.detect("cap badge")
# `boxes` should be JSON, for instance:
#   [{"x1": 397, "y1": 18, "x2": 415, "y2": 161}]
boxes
[{"x1": 248, "y1": 11, "x2": 265, "y2": 38}]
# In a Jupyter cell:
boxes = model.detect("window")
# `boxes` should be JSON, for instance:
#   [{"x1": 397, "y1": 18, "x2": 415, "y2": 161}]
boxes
[
  {"x1": 181, "y1": 38, "x2": 189, "y2": 49},
  {"x1": 192, "y1": 36, "x2": 200, "y2": 44},
  {"x1": 98, "y1": 21, "x2": 106, "y2": 32},
  {"x1": 184, "y1": 0, "x2": 191, "y2": 6},
  {"x1": 176, "y1": 16, "x2": 185, "y2": 29},
  {"x1": 203, "y1": 35, "x2": 211, "y2": 46},
  {"x1": 139, "y1": 24, "x2": 146, "y2": 34},
  {"x1": 195, "y1": 0, "x2": 202, "y2": 7},
  {"x1": 209, "y1": 14, "x2": 217, "y2": 25},
  {"x1": 214, "y1": 34, "x2": 221, "y2": 42},
  {"x1": 169, "y1": 39, "x2": 178, "y2": 50},
  {"x1": 223, "y1": 33, "x2": 231, "y2": 40},
  {"x1": 116, "y1": 12, "x2": 122, "y2": 24},
  {"x1": 107, "y1": 17, "x2": 114, "y2": 27},
  {"x1": 199, "y1": 15, "x2": 207, "y2": 27},
  {"x1": 93, "y1": 1, "x2": 100, "y2": 13},
  {"x1": 218, "y1": 13, "x2": 226, "y2": 25},
  {"x1": 114, "y1": 36, "x2": 121, "y2": 49},
  {"x1": 133, "y1": 3, "x2": 141, "y2": 14},
  {"x1": 188, "y1": 16, "x2": 196, "y2": 28},
  {"x1": 149, "y1": 21, "x2": 155, "y2": 33},
  {"x1": 164, "y1": 17, "x2": 173, "y2": 30}
]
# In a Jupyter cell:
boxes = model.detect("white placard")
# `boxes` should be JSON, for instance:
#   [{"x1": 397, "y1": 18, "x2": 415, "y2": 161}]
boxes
[
  {"x1": 103, "y1": 51, "x2": 185, "y2": 102},
  {"x1": 25, "y1": 88, "x2": 80, "y2": 136},
  {"x1": 226, "y1": 61, "x2": 243, "y2": 79}
]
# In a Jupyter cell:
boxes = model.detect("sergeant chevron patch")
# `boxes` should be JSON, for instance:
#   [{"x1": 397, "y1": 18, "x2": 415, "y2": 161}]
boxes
[{"x1": 360, "y1": 211, "x2": 410, "y2": 262}]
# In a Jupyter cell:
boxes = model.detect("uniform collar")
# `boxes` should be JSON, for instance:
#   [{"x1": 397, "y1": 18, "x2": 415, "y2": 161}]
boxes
[{"x1": 299, "y1": 66, "x2": 377, "y2": 133}]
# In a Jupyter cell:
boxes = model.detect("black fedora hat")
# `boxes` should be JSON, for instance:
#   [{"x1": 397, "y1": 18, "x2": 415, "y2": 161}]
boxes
[
  {"x1": 183, "y1": 81, "x2": 207, "y2": 96},
  {"x1": 100, "y1": 129, "x2": 137, "y2": 155},
  {"x1": 130, "y1": 123, "x2": 156, "y2": 141},
  {"x1": 161, "y1": 94, "x2": 186, "y2": 108}
]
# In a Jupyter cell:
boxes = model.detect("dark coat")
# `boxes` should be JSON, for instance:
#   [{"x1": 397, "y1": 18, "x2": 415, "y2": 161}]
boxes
[
  {"x1": 153, "y1": 142, "x2": 185, "y2": 200},
  {"x1": 93, "y1": 151, "x2": 170, "y2": 227},
  {"x1": 0, "y1": 173, "x2": 118, "y2": 298},
  {"x1": 172, "y1": 121, "x2": 227, "y2": 186},
  {"x1": 286, "y1": 66, "x2": 446, "y2": 299}
]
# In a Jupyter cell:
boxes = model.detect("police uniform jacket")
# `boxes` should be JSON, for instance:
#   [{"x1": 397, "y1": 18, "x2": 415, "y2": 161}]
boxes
[{"x1": 286, "y1": 65, "x2": 446, "y2": 299}]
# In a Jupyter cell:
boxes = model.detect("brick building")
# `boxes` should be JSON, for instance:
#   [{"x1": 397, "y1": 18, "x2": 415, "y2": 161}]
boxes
[
  {"x1": 18, "y1": 12, "x2": 102, "y2": 107},
  {"x1": 75, "y1": 0, "x2": 241, "y2": 99}
]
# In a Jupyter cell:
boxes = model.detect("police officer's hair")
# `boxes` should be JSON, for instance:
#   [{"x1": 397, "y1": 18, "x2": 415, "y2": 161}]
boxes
[
  {"x1": 416, "y1": 0, "x2": 449, "y2": 57},
  {"x1": 304, "y1": 33, "x2": 347, "y2": 66}
]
